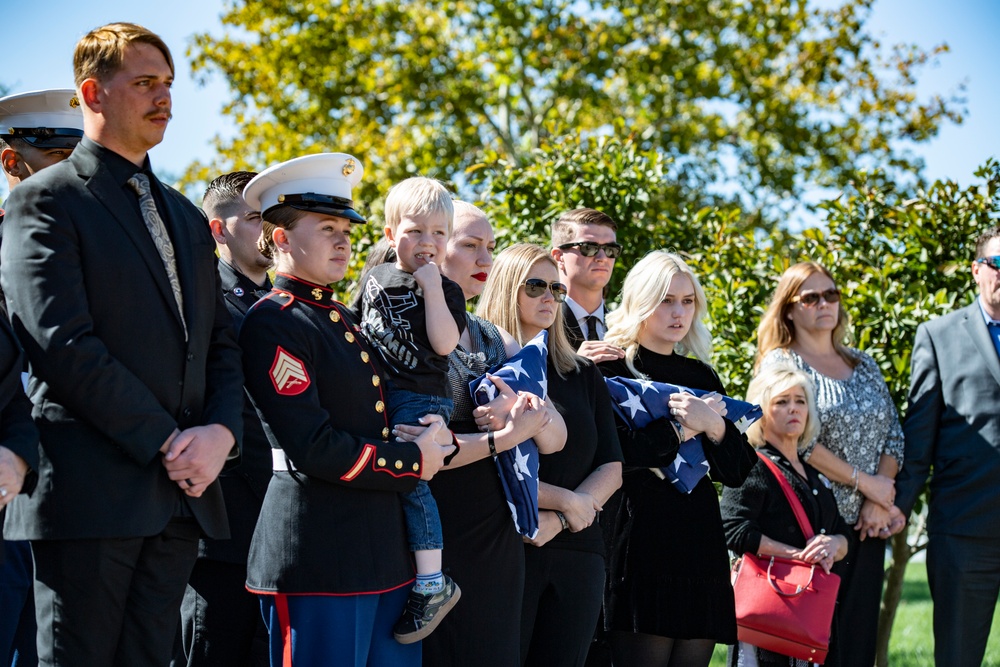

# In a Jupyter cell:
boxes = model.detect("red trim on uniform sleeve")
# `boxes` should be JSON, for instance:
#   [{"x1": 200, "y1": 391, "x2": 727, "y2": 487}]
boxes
[
  {"x1": 270, "y1": 346, "x2": 310, "y2": 396},
  {"x1": 275, "y1": 593, "x2": 293, "y2": 667},
  {"x1": 341, "y1": 443, "x2": 375, "y2": 481}
]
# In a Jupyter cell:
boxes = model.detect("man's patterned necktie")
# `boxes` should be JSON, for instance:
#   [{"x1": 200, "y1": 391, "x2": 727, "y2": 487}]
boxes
[{"x1": 127, "y1": 173, "x2": 187, "y2": 339}]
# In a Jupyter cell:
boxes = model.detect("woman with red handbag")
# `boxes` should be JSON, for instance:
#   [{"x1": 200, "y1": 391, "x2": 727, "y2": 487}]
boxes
[
  {"x1": 754, "y1": 263, "x2": 905, "y2": 666},
  {"x1": 721, "y1": 363, "x2": 850, "y2": 666}
]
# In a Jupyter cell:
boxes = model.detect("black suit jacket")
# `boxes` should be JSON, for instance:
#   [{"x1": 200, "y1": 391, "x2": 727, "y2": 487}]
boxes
[
  {"x1": 198, "y1": 260, "x2": 272, "y2": 562},
  {"x1": 0, "y1": 138, "x2": 243, "y2": 541},
  {"x1": 896, "y1": 302, "x2": 1000, "y2": 538},
  {"x1": 0, "y1": 316, "x2": 39, "y2": 564},
  {"x1": 562, "y1": 301, "x2": 585, "y2": 350}
]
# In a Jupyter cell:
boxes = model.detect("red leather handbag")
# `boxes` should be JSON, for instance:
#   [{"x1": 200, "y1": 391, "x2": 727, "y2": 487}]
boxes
[{"x1": 730, "y1": 452, "x2": 841, "y2": 664}]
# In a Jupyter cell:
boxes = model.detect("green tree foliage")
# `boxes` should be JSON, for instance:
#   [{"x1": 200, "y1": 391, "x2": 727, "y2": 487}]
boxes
[{"x1": 186, "y1": 0, "x2": 961, "y2": 216}]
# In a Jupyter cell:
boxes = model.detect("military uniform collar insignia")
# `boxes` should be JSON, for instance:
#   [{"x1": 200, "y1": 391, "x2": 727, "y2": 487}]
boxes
[{"x1": 273, "y1": 273, "x2": 340, "y2": 307}]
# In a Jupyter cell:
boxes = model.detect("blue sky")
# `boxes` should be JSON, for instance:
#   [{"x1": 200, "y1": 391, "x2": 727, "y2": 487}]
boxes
[{"x1": 5, "y1": 0, "x2": 998, "y2": 205}]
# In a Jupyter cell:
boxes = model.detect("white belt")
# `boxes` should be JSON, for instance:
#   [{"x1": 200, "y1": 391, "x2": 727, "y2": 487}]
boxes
[{"x1": 272, "y1": 449, "x2": 298, "y2": 472}]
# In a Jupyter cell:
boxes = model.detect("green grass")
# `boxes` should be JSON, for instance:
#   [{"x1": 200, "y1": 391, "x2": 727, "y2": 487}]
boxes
[{"x1": 710, "y1": 561, "x2": 1000, "y2": 666}]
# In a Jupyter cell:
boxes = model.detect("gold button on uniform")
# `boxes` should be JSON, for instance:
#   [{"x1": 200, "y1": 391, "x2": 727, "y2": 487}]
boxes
[
  {"x1": 394, "y1": 460, "x2": 403, "y2": 470},
  {"x1": 412, "y1": 463, "x2": 420, "y2": 472},
  {"x1": 375, "y1": 400, "x2": 384, "y2": 413},
  {"x1": 360, "y1": 351, "x2": 370, "y2": 363},
  {"x1": 344, "y1": 331, "x2": 355, "y2": 343},
  {"x1": 377, "y1": 457, "x2": 386, "y2": 466},
  {"x1": 329, "y1": 311, "x2": 340, "y2": 323},
  {"x1": 382, "y1": 427, "x2": 390, "y2": 440},
  {"x1": 372, "y1": 375, "x2": 380, "y2": 387}
]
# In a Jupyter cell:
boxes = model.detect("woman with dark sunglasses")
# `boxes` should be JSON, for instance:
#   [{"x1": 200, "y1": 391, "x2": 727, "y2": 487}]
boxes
[
  {"x1": 598, "y1": 250, "x2": 756, "y2": 667},
  {"x1": 477, "y1": 243, "x2": 622, "y2": 667},
  {"x1": 754, "y1": 261, "x2": 905, "y2": 667}
]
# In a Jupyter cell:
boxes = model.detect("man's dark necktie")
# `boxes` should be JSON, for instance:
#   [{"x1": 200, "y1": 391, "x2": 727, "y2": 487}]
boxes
[{"x1": 584, "y1": 315, "x2": 602, "y2": 341}]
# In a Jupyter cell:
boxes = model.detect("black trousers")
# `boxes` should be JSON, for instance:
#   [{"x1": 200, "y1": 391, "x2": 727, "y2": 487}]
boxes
[
  {"x1": 927, "y1": 533, "x2": 1000, "y2": 667},
  {"x1": 825, "y1": 530, "x2": 884, "y2": 667},
  {"x1": 31, "y1": 517, "x2": 200, "y2": 667},
  {"x1": 175, "y1": 557, "x2": 269, "y2": 667},
  {"x1": 521, "y1": 547, "x2": 605, "y2": 667}
]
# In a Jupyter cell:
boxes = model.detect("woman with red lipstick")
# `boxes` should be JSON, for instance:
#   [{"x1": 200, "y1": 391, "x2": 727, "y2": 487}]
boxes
[
  {"x1": 408, "y1": 204, "x2": 567, "y2": 666},
  {"x1": 755, "y1": 262, "x2": 904, "y2": 667},
  {"x1": 721, "y1": 363, "x2": 849, "y2": 666},
  {"x1": 599, "y1": 251, "x2": 756, "y2": 667}
]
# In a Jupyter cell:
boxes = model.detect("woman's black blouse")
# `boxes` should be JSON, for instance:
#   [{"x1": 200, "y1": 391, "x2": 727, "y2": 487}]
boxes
[{"x1": 721, "y1": 444, "x2": 851, "y2": 556}]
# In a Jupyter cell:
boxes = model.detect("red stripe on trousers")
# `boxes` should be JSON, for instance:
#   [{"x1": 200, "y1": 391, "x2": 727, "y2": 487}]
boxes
[{"x1": 275, "y1": 593, "x2": 293, "y2": 667}]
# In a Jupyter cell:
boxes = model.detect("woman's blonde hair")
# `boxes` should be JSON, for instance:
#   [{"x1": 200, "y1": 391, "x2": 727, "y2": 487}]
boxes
[
  {"x1": 755, "y1": 262, "x2": 856, "y2": 371},
  {"x1": 744, "y1": 363, "x2": 819, "y2": 451},
  {"x1": 604, "y1": 250, "x2": 712, "y2": 376},
  {"x1": 476, "y1": 243, "x2": 581, "y2": 377}
]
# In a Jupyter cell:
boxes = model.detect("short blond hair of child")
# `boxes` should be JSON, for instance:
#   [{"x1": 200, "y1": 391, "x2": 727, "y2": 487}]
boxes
[{"x1": 383, "y1": 177, "x2": 455, "y2": 234}]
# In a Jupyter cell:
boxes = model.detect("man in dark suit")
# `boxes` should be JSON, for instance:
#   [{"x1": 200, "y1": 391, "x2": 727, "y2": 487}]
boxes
[
  {"x1": 549, "y1": 208, "x2": 624, "y2": 364},
  {"x1": 0, "y1": 86, "x2": 84, "y2": 667},
  {"x1": 896, "y1": 226, "x2": 1000, "y2": 667},
  {"x1": 0, "y1": 23, "x2": 243, "y2": 667},
  {"x1": 175, "y1": 172, "x2": 270, "y2": 667}
]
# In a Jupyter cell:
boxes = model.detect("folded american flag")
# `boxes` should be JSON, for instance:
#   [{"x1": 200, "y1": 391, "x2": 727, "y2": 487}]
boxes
[
  {"x1": 469, "y1": 330, "x2": 548, "y2": 539},
  {"x1": 604, "y1": 375, "x2": 762, "y2": 494}
]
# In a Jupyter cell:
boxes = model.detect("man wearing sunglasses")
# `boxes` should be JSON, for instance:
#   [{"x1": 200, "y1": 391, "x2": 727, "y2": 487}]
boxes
[
  {"x1": 550, "y1": 208, "x2": 625, "y2": 363},
  {"x1": 896, "y1": 226, "x2": 1000, "y2": 667}
]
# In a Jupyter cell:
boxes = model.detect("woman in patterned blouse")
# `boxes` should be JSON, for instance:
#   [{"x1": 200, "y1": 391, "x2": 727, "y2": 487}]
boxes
[{"x1": 754, "y1": 262, "x2": 905, "y2": 667}]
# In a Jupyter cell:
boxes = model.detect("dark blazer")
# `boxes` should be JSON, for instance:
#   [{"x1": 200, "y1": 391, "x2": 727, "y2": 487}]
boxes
[
  {"x1": 199, "y1": 260, "x2": 272, "y2": 563},
  {"x1": 562, "y1": 301, "x2": 585, "y2": 350},
  {"x1": 896, "y1": 301, "x2": 1000, "y2": 537},
  {"x1": 0, "y1": 316, "x2": 39, "y2": 564},
  {"x1": 721, "y1": 445, "x2": 850, "y2": 556},
  {"x1": 0, "y1": 137, "x2": 243, "y2": 541}
]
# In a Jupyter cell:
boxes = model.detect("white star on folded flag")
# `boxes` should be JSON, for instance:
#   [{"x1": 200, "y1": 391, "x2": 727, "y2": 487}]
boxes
[
  {"x1": 513, "y1": 445, "x2": 533, "y2": 480},
  {"x1": 637, "y1": 379, "x2": 659, "y2": 393},
  {"x1": 620, "y1": 388, "x2": 647, "y2": 419},
  {"x1": 505, "y1": 359, "x2": 526, "y2": 380}
]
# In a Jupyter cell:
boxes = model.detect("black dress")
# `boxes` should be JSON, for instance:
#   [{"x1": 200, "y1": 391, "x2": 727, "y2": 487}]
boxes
[
  {"x1": 598, "y1": 347, "x2": 756, "y2": 643},
  {"x1": 521, "y1": 358, "x2": 623, "y2": 667},
  {"x1": 423, "y1": 314, "x2": 524, "y2": 667},
  {"x1": 720, "y1": 444, "x2": 850, "y2": 666}
]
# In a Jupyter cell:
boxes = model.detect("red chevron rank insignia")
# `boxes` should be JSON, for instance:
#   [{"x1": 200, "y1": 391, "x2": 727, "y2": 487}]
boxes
[{"x1": 270, "y1": 346, "x2": 310, "y2": 395}]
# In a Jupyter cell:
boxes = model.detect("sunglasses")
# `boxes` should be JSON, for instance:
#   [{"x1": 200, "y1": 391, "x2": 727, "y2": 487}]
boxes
[
  {"x1": 522, "y1": 278, "x2": 567, "y2": 302},
  {"x1": 790, "y1": 288, "x2": 841, "y2": 307},
  {"x1": 977, "y1": 256, "x2": 1000, "y2": 270},
  {"x1": 557, "y1": 241, "x2": 623, "y2": 259}
]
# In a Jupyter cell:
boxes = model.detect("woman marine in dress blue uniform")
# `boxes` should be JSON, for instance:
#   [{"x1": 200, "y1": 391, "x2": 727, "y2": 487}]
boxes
[{"x1": 239, "y1": 154, "x2": 453, "y2": 667}]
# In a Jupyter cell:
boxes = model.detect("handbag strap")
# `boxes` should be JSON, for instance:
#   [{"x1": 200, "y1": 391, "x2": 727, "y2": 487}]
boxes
[{"x1": 755, "y1": 450, "x2": 815, "y2": 540}]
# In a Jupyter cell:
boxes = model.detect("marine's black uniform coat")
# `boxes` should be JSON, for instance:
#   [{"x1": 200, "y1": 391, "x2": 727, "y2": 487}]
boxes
[{"x1": 240, "y1": 273, "x2": 422, "y2": 595}]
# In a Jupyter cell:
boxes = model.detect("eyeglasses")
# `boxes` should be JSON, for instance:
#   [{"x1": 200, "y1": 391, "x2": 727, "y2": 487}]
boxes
[
  {"x1": 790, "y1": 288, "x2": 841, "y2": 307},
  {"x1": 557, "y1": 241, "x2": 623, "y2": 259},
  {"x1": 522, "y1": 278, "x2": 567, "y2": 302},
  {"x1": 977, "y1": 256, "x2": 1000, "y2": 270}
]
